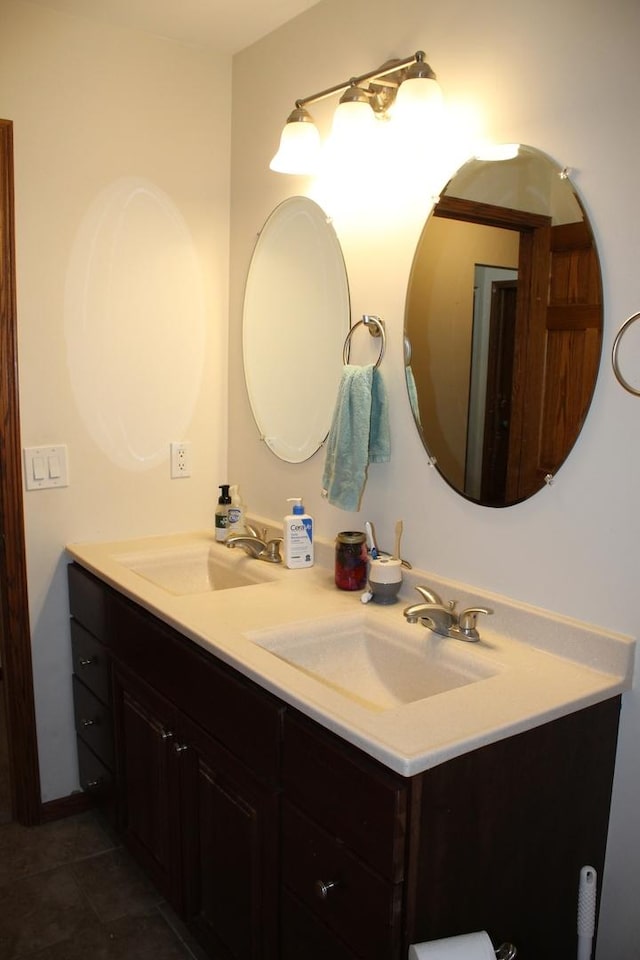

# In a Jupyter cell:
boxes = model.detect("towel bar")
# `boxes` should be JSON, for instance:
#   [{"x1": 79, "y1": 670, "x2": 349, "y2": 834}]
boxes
[
  {"x1": 343, "y1": 314, "x2": 386, "y2": 369},
  {"x1": 612, "y1": 310, "x2": 640, "y2": 396}
]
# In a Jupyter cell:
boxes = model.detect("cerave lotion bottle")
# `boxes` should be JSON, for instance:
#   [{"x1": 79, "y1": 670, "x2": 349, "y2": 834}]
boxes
[{"x1": 283, "y1": 498, "x2": 314, "y2": 569}]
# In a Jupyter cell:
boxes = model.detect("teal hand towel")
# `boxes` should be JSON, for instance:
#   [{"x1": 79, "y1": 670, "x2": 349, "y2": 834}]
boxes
[
  {"x1": 322, "y1": 364, "x2": 390, "y2": 511},
  {"x1": 405, "y1": 364, "x2": 421, "y2": 426}
]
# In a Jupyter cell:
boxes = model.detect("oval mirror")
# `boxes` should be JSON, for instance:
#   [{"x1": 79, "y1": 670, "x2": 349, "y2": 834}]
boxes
[
  {"x1": 243, "y1": 196, "x2": 350, "y2": 463},
  {"x1": 405, "y1": 145, "x2": 602, "y2": 507}
]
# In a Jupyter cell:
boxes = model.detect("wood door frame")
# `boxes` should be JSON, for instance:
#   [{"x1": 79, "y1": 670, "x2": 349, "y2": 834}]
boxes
[
  {"x1": 434, "y1": 196, "x2": 552, "y2": 504},
  {"x1": 0, "y1": 119, "x2": 42, "y2": 824}
]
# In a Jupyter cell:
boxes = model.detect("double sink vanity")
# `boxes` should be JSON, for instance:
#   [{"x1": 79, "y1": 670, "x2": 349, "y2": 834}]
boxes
[{"x1": 67, "y1": 528, "x2": 633, "y2": 960}]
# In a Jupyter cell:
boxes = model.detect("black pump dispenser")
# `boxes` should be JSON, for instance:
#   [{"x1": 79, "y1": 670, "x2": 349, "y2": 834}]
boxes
[{"x1": 215, "y1": 485, "x2": 232, "y2": 541}]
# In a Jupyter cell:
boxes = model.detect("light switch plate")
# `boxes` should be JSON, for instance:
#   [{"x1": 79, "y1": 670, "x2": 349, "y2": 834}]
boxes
[{"x1": 24, "y1": 445, "x2": 69, "y2": 490}]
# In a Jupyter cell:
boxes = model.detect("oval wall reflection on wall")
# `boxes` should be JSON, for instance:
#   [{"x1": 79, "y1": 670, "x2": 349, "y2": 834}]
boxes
[
  {"x1": 65, "y1": 177, "x2": 206, "y2": 470},
  {"x1": 404, "y1": 145, "x2": 603, "y2": 507}
]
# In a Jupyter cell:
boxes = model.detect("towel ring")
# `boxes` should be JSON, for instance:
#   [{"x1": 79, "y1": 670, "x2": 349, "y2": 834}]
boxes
[
  {"x1": 612, "y1": 311, "x2": 640, "y2": 396},
  {"x1": 343, "y1": 315, "x2": 386, "y2": 369}
]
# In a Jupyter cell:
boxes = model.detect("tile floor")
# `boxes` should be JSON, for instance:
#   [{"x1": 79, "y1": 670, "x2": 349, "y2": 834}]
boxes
[{"x1": 0, "y1": 810, "x2": 208, "y2": 959}]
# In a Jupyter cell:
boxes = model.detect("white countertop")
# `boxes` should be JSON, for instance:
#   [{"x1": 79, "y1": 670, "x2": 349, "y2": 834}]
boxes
[{"x1": 66, "y1": 529, "x2": 635, "y2": 777}]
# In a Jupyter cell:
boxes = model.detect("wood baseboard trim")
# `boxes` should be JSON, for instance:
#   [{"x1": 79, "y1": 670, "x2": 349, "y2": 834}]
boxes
[{"x1": 41, "y1": 791, "x2": 92, "y2": 822}]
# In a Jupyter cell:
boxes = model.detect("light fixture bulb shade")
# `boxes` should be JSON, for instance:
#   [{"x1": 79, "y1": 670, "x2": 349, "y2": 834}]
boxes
[
  {"x1": 331, "y1": 98, "x2": 375, "y2": 138},
  {"x1": 269, "y1": 117, "x2": 321, "y2": 175},
  {"x1": 393, "y1": 76, "x2": 444, "y2": 119}
]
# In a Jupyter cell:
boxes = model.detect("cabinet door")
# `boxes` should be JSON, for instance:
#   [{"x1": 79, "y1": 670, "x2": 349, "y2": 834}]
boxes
[
  {"x1": 180, "y1": 716, "x2": 279, "y2": 960},
  {"x1": 113, "y1": 666, "x2": 181, "y2": 908}
]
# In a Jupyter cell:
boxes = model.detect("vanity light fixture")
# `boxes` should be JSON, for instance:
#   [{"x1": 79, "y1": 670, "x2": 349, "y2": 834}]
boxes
[{"x1": 269, "y1": 50, "x2": 442, "y2": 175}]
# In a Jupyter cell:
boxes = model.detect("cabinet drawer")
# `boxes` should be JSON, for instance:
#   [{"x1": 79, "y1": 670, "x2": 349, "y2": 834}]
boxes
[
  {"x1": 71, "y1": 621, "x2": 110, "y2": 704},
  {"x1": 109, "y1": 593, "x2": 283, "y2": 783},
  {"x1": 283, "y1": 713, "x2": 407, "y2": 881},
  {"x1": 281, "y1": 889, "x2": 360, "y2": 960},
  {"x1": 77, "y1": 737, "x2": 116, "y2": 822},
  {"x1": 282, "y1": 802, "x2": 402, "y2": 959},
  {"x1": 68, "y1": 563, "x2": 107, "y2": 643},
  {"x1": 73, "y1": 676, "x2": 114, "y2": 768}
]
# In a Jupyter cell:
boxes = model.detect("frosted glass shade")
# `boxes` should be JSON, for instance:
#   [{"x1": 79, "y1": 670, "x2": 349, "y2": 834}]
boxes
[
  {"x1": 270, "y1": 119, "x2": 321, "y2": 174},
  {"x1": 330, "y1": 98, "x2": 376, "y2": 138},
  {"x1": 393, "y1": 76, "x2": 444, "y2": 121}
]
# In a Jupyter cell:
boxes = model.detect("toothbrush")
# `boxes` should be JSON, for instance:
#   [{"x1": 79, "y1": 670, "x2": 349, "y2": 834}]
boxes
[
  {"x1": 365, "y1": 521, "x2": 379, "y2": 558},
  {"x1": 393, "y1": 520, "x2": 403, "y2": 560}
]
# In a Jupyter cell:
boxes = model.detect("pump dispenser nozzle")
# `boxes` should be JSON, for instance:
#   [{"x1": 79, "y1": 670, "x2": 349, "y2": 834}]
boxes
[{"x1": 215, "y1": 485, "x2": 232, "y2": 542}]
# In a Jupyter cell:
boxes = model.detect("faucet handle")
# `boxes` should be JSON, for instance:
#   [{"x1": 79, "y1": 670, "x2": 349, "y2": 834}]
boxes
[
  {"x1": 458, "y1": 606, "x2": 494, "y2": 640},
  {"x1": 264, "y1": 538, "x2": 283, "y2": 563}
]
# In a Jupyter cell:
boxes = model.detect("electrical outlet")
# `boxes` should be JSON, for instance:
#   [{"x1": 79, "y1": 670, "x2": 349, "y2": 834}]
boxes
[{"x1": 170, "y1": 441, "x2": 191, "y2": 478}]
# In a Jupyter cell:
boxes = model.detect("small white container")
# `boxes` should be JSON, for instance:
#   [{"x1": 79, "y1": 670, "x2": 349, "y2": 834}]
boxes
[
  {"x1": 227, "y1": 484, "x2": 245, "y2": 534},
  {"x1": 283, "y1": 498, "x2": 314, "y2": 569},
  {"x1": 368, "y1": 556, "x2": 402, "y2": 604}
]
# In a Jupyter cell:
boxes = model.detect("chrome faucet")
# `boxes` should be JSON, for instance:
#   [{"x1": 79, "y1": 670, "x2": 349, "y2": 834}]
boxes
[
  {"x1": 403, "y1": 586, "x2": 493, "y2": 642},
  {"x1": 225, "y1": 524, "x2": 284, "y2": 563}
]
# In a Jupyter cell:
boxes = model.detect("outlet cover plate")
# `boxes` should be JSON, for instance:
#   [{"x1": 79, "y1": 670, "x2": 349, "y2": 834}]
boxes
[{"x1": 170, "y1": 441, "x2": 191, "y2": 478}]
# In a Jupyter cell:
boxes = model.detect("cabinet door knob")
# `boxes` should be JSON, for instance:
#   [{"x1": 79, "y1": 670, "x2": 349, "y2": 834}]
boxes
[
  {"x1": 81, "y1": 718, "x2": 96, "y2": 727},
  {"x1": 173, "y1": 742, "x2": 188, "y2": 754},
  {"x1": 79, "y1": 657, "x2": 95, "y2": 666},
  {"x1": 85, "y1": 777, "x2": 103, "y2": 789},
  {"x1": 315, "y1": 879, "x2": 339, "y2": 900}
]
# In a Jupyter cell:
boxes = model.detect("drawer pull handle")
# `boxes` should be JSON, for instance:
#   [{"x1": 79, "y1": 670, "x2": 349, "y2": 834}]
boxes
[
  {"x1": 79, "y1": 657, "x2": 95, "y2": 666},
  {"x1": 161, "y1": 730, "x2": 174, "y2": 740},
  {"x1": 174, "y1": 743, "x2": 188, "y2": 754},
  {"x1": 315, "y1": 879, "x2": 339, "y2": 900},
  {"x1": 85, "y1": 778, "x2": 102, "y2": 789},
  {"x1": 81, "y1": 718, "x2": 97, "y2": 728}
]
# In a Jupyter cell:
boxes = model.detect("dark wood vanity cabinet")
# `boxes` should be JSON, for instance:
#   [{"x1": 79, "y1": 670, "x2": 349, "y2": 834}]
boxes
[
  {"x1": 112, "y1": 662, "x2": 279, "y2": 958},
  {"x1": 68, "y1": 563, "x2": 621, "y2": 960},
  {"x1": 69, "y1": 564, "x2": 282, "y2": 960},
  {"x1": 69, "y1": 563, "x2": 116, "y2": 822},
  {"x1": 280, "y1": 712, "x2": 407, "y2": 959}
]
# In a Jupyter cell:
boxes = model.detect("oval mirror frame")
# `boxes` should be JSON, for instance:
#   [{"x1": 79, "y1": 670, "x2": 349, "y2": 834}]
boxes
[
  {"x1": 404, "y1": 145, "x2": 603, "y2": 507},
  {"x1": 243, "y1": 196, "x2": 350, "y2": 463}
]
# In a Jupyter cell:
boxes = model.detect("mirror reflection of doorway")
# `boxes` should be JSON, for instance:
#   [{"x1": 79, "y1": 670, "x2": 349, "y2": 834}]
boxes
[{"x1": 465, "y1": 266, "x2": 518, "y2": 502}]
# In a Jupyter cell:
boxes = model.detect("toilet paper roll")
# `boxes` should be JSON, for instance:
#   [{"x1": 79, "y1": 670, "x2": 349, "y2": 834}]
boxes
[{"x1": 408, "y1": 931, "x2": 495, "y2": 960}]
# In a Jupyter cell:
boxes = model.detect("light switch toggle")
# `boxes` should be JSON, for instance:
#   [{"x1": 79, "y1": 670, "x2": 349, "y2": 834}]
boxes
[{"x1": 24, "y1": 445, "x2": 69, "y2": 490}]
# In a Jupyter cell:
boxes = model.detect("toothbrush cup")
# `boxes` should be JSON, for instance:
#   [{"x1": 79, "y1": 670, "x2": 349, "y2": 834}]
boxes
[{"x1": 368, "y1": 556, "x2": 403, "y2": 604}]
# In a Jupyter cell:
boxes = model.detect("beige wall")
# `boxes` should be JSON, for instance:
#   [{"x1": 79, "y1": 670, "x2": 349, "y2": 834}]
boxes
[
  {"x1": 230, "y1": 1, "x2": 640, "y2": 954},
  {"x1": 0, "y1": 1, "x2": 231, "y2": 801}
]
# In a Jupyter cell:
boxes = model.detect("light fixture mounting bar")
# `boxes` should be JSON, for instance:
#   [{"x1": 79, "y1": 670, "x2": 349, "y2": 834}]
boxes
[{"x1": 295, "y1": 50, "x2": 426, "y2": 109}]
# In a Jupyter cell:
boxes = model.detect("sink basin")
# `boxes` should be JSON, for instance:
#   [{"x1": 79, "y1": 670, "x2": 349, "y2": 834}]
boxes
[
  {"x1": 113, "y1": 541, "x2": 277, "y2": 596},
  {"x1": 247, "y1": 612, "x2": 497, "y2": 712}
]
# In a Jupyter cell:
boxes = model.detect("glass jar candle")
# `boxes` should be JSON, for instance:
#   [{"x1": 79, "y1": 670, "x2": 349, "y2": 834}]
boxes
[{"x1": 334, "y1": 531, "x2": 368, "y2": 591}]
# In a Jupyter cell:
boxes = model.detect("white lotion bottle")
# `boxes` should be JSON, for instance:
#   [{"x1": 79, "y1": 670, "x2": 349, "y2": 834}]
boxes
[
  {"x1": 284, "y1": 498, "x2": 314, "y2": 569},
  {"x1": 227, "y1": 484, "x2": 245, "y2": 534}
]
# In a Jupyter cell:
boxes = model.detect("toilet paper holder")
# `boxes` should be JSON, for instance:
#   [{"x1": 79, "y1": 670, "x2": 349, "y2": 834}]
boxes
[{"x1": 495, "y1": 944, "x2": 517, "y2": 960}]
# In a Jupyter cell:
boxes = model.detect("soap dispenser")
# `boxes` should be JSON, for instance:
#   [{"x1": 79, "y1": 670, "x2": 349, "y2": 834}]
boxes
[
  {"x1": 215, "y1": 484, "x2": 231, "y2": 542},
  {"x1": 228, "y1": 485, "x2": 245, "y2": 534},
  {"x1": 284, "y1": 498, "x2": 314, "y2": 569}
]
